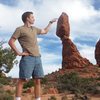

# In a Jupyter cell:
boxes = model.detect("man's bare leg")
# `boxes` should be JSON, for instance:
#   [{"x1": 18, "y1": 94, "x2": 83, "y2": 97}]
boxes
[
  {"x1": 34, "y1": 79, "x2": 41, "y2": 100},
  {"x1": 16, "y1": 79, "x2": 25, "y2": 100}
]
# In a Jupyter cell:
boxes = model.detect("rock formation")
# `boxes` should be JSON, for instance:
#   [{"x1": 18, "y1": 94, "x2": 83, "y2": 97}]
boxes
[
  {"x1": 56, "y1": 12, "x2": 70, "y2": 38},
  {"x1": 56, "y1": 12, "x2": 93, "y2": 68},
  {"x1": 95, "y1": 39, "x2": 100, "y2": 67}
]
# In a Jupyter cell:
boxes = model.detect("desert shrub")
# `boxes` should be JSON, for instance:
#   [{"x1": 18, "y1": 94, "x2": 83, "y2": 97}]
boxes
[
  {"x1": 0, "y1": 83, "x2": 3, "y2": 88},
  {"x1": 23, "y1": 79, "x2": 34, "y2": 89},
  {"x1": 96, "y1": 82, "x2": 100, "y2": 86},
  {"x1": 0, "y1": 78, "x2": 14, "y2": 100},
  {"x1": 96, "y1": 76, "x2": 100, "y2": 80},
  {"x1": 6, "y1": 90, "x2": 15, "y2": 95},
  {"x1": 0, "y1": 93, "x2": 14, "y2": 100},
  {"x1": 0, "y1": 88, "x2": 4, "y2": 94},
  {"x1": 57, "y1": 72, "x2": 100, "y2": 94},
  {"x1": 72, "y1": 93, "x2": 90, "y2": 100},
  {"x1": 61, "y1": 95, "x2": 68, "y2": 100},
  {"x1": 48, "y1": 96, "x2": 57, "y2": 100},
  {"x1": 41, "y1": 77, "x2": 48, "y2": 84},
  {"x1": 23, "y1": 88, "x2": 28, "y2": 93},
  {"x1": 0, "y1": 78, "x2": 11, "y2": 85}
]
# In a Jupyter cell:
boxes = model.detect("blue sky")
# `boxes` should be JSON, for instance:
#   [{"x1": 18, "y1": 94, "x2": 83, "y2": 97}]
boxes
[{"x1": 0, "y1": 0, "x2": 100, "y2": 78}]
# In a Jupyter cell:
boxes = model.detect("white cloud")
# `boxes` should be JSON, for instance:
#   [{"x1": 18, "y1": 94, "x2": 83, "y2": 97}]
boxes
[
  {"x1": 76, "y1": 43, "x2": 96, "y2": 64},
  {"x1": 43, "y1": 64, "x2": 61, "y2": 75},
  {"x1": 37, "y1": 37, "x2": 43, "y2": 42},
  {"x1": 41, "y1": 52, "x2": 61, "y2": 64},
  {"x1": 41, "y1": 52, "x2": 62, "y2": 75},
  {"x1": 0, "y1": 4, "x2": 22, "y2": 33}
]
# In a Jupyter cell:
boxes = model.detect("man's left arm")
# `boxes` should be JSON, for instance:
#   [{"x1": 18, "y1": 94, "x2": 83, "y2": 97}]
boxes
[{"x1": 40, "y1": 18, "x2": 57, "y2": 34}]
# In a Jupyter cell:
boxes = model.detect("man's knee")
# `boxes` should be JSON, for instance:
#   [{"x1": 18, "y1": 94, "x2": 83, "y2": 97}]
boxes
[
  {"x1": 18, "y1": 79, "x2": 29, "y2": 83},
  {"x1": 34, "y1": 79, "x2": 41, "y2": 85}
]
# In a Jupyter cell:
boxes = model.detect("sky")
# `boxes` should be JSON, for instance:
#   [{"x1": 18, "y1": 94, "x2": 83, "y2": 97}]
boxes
[{"x1": 0, "y1": 0, "x2": 100, "y2": 78}]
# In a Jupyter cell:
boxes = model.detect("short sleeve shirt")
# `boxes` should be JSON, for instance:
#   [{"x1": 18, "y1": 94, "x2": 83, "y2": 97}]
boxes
[{"x1": 11, "y1": 26, "x2": 41, "y2": 56}]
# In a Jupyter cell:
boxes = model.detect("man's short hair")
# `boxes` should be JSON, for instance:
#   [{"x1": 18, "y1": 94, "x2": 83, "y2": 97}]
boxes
[{"x1": 22, "y1": 11, "x2": 33, "y2": 23}]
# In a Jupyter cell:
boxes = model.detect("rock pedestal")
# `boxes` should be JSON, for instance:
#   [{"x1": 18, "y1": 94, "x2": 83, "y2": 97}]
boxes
[{"x1": 56, "y1": 12, "x2": 93, "y2": 68}]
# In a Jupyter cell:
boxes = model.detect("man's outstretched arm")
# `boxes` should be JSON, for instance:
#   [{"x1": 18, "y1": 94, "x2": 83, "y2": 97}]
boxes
[{"x1": 40, "y1": 18, "x2": 57, "y2": 34}]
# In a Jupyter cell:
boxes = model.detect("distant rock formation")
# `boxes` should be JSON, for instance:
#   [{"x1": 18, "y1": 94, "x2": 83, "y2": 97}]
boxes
[
  {"x1": 95, "y1": 39, "x2": 100, "y2": 67},
  {"x1": 56, "y1": 12, "x2": 93, "y2": 68}
]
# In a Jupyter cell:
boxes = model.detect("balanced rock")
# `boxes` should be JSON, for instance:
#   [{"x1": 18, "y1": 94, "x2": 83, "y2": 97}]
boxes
[
  {"x1": 56, "y1": 12, "x2": 93, "y2": 68},
  {"x1": 56, "y1": 12, "x2": 70, "y2": 39}
]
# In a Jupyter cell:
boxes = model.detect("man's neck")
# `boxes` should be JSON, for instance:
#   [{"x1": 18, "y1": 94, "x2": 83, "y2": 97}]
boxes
[{"x1": 24, "y1": 22, "x2": 32, "y2": 28}]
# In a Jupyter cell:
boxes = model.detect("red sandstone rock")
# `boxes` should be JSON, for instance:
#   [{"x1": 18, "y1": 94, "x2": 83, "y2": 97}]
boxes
[
  {"x1": 56, "y1": 12, "x2": 70, "y2": 39},
  {"x1": 56, "y1": 12, "x2": 93, "y2": 68},
  {"x1": 62, "y1": 37, "x2": 93, "y2": 68},
  {"x1": 95, "y1": 39, "x2": 100, "y2": 67}
]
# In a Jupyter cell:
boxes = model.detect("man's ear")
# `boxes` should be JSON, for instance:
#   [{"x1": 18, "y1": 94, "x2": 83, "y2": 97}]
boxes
[{"x1": 27, "y1": 17, "x2": 29, "y2": 21}]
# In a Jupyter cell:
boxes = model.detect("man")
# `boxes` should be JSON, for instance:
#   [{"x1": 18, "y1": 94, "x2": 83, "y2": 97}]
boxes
[{"x1": 8, "y1": 11, "x2": 57, "y2": 100}]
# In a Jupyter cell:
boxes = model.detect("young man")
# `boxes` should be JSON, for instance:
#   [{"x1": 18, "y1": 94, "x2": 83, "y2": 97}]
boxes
[{"x1": 8, "y1": 11, "x2": 57, "y2": 100}]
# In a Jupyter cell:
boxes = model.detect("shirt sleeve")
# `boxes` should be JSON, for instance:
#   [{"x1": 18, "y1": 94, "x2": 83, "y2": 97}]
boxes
[
  {"x1": 11, "y1": 28, "x2": 21, "y2": 39},
  {"x1": 35, "y1": 27, "x2": 41, "y2": 35}
]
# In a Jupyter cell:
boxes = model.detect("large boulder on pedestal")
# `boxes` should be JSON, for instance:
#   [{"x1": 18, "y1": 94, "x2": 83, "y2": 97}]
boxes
[{"x1": 56, "y1": 12, "x2": 93, "y2": 68}]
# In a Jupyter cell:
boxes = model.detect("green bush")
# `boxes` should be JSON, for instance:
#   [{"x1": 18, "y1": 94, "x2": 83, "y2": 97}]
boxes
[
  {"x1": 41, "y1": 77, "x2": 48, "y2": 84},
  {"x1": 57, "y1": 72, "x2": 100, "y2": 94},
  {"x1": 23, "y1": 79, "x2": 34, "y2": 89},
  {"x1": 0, "y1": 78, "x2": 11, "y2": 85},
  {"x1": 0, "y1": 83, "x2": 3, "y2": 88}
]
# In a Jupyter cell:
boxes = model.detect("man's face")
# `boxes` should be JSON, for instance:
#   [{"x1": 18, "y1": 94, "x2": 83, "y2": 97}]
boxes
[{"x1": 27, "y1": 14, "x2": 35, "y2": 24}]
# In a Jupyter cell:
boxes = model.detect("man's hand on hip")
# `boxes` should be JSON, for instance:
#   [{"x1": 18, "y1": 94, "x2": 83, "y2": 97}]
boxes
[{"x1": 18, "y1": 52, "x2": 30, "y2": 56}]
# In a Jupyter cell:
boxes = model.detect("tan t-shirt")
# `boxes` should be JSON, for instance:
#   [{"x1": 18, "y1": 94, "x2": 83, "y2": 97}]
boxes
[{"x1": 11, "y1": 26, "x2": 41, "y2": 56}]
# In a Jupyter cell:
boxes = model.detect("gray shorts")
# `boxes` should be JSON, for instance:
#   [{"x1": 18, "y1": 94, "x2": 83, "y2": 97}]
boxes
[{"x1": 19, "y1": 55, "x2": 44, "y2": 79}]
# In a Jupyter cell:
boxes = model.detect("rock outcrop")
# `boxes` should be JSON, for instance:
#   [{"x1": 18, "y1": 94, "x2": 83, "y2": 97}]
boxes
[
  {"x1": 56, "y1": 12, "x2": 93, "y2": 68},
  {"x1": 95, "y1": 39, "x2": 100, "y2": 67}
]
